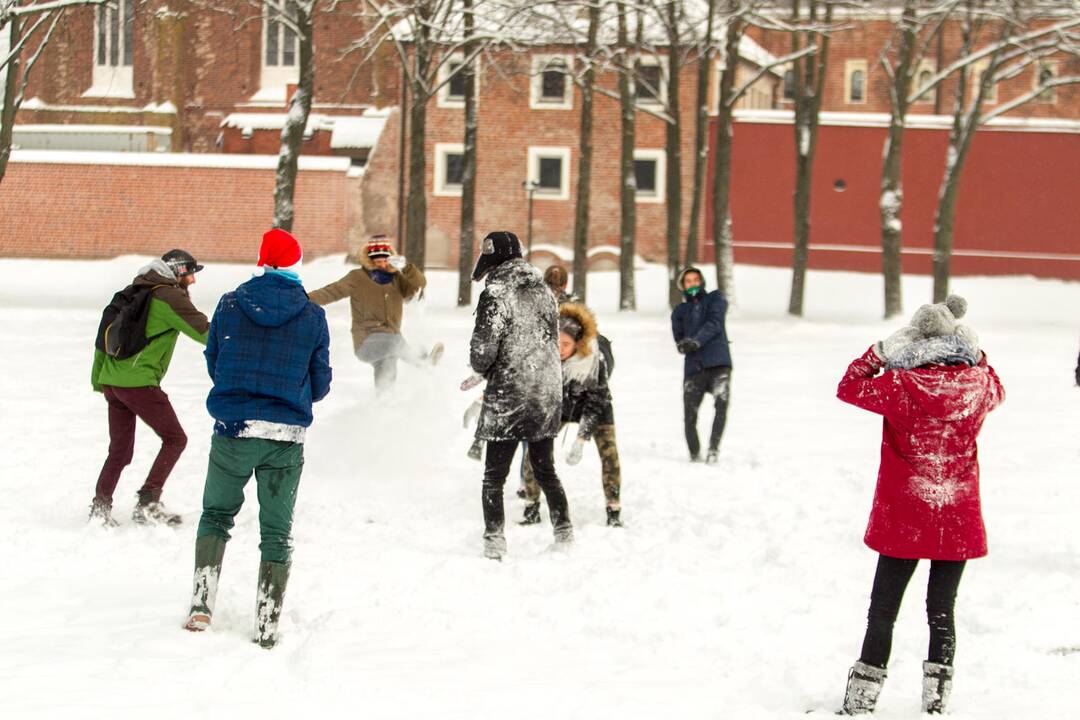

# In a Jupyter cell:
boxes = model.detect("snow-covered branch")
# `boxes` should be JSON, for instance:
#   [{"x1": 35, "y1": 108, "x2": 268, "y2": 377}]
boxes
[
  {"x1": 980, "y1": 74, "x2": 1080, "y2": 123},
  {"x1": 728, "y1": 43, "x2": 816, "y2": 107}
]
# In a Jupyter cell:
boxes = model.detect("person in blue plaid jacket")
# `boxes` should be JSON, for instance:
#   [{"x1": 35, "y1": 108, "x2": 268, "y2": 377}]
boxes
[{"x1": 183, "y1": 228, "x2": 331, "y2": 649}]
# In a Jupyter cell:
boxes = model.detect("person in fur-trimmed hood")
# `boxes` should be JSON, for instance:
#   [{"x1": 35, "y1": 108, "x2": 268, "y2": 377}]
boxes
[
  {"x1": 834, "y1": 295, "x2": 1004, "y2": 716},
  {"x1": 307, "y1": 235, "x2": 442, "y2": 394},
  {"x1": 521, "y1": 303, "x2": 623, "y2": 527}
]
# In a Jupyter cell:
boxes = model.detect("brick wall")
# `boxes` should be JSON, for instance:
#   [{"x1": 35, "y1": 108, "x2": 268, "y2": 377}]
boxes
[{"x1": 0, "y1": 155, "x2": 354, "y2": 261}]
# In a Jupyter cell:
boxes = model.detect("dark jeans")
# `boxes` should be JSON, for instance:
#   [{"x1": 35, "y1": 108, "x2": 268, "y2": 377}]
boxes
[
  {"x1": 683, "y1": 367, "x2": 731, "y2": 457},
  {"x1": 95, "y1": 385, "x2": 188, "y2": 505},
  {"x1": 197, "y1": 435, "x2": 304, "y2": 564},
  {"x1": 483, "y1": 438, "x2": 571, "y2": 538},
  {"x1": 859, "y1": 554, "x2": 967, "y2": 669}
]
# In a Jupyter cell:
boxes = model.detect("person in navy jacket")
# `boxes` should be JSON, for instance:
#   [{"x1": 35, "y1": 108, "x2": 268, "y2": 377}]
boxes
[
  {"x1": 671, "y1": 267, "x2": 732, "y2": 464},
  {"x1": 183, "y1": 228, "x2": 331, "y2": 649}
]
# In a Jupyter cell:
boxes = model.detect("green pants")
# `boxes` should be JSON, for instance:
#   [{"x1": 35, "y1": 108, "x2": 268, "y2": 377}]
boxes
[
  {"x1": 197, "y1": 434, "x2": 304, "y2": 564},
  {"x1": 524, "y1": 424, "x2": 622, "y2": 509}
]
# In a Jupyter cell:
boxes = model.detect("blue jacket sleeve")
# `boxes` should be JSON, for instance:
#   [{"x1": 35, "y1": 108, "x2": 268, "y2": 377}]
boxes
[
  {"x1": 309, "y1": 310, "x2": 332, "y2": 403},
  {"x1": 691, "y1": 293, "x2": 728, "y2": 346},
  {"x1": 671, "y1": 305, "x2": 685, "y2": 343},
  {"x1": 203, "y1": 298, "x2": 225, "y2": 383}
]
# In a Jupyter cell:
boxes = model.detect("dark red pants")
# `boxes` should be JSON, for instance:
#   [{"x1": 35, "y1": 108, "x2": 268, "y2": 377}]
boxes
[{"x1": 95, "y1": 385, "x2": 188, "y2": 505}]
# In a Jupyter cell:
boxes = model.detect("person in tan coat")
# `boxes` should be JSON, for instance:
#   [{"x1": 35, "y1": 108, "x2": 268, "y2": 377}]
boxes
[{"x1": 307, "y1": 236, "x2": 442, "y2": 393}]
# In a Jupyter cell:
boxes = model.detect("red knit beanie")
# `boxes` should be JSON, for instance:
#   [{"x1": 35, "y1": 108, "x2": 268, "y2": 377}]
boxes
[{"x1": 258, "y1": 228, "x2": 303, "y2": 270}]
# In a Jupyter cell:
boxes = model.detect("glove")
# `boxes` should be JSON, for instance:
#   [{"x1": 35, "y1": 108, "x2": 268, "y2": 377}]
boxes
[
  {"x1": 676, "y1": 338, "x2": 701, "y2": 355},
  {"x1": 1075, "y1": 365, "x2": 1080, "y2": 387},
  {"x1": 566, "y1": 437, "x2": 585, "y2": 466},
  {"x1": 388, "y1": 255, "x2": 407, "y2": 271},
  {"x1": 460, "y1": 374, "x2": 484, "y2": 392}
]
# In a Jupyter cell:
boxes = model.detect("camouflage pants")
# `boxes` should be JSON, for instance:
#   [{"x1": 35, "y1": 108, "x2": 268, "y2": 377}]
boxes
[{"x1": 523, "y1": 424, "x2": 621, "y2": 510}]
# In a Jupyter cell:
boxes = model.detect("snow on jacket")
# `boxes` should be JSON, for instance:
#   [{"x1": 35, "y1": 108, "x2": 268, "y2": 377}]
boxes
[
  {"x1": 671, "y1": 290, "x2": 732, "y2": 377},
  {"x1": 559, "y1": 303, "x2": 614, "y2": 439},
  {"x1": 306, "y1": 255, "x2": 425, "y2": 352},
  {"x1": 837, "y1": 346, "x2": 1004, "y2": 561},
  {"x1": 205, "y1": 273, "x2": 332, "y2": 435},
  {"x1": 470, "y1": 258, "x2": 561, "y2": 442},
  {"x1": 91, "y1": 259, "x2": 209, "y2": 391}
]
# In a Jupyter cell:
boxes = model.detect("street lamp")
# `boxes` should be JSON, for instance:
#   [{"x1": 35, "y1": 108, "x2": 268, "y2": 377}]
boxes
[{"x1": 522, "y1": 180, "x2": 538, "y2": 261}]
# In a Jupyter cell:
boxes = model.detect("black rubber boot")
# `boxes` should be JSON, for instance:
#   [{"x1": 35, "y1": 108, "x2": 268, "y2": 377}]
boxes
[{"x1": 606, "y1": 507, "x2": 623, "y2": 527}]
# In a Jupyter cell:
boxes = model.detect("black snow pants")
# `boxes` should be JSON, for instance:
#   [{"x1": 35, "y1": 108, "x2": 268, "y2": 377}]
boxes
[
  {"x1": 683, "y1": 366, "x2": 731, "y2": 458},
  {"x1": 859, "y1": 554, "x2": 967, "y2": 669},
  {"x1": 483, "y1": 438, "x2": 571, "y2": 539}
]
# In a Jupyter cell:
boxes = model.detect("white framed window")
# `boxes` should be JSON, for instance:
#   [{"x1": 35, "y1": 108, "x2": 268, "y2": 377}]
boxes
[
  {"x1": 259, "y1": 0, "x2": 299, "y2": 97},
  {"x1": 1034, "y1": 62, "x2": 1058, "y2": 104},
  {"x1": 529, "y1": 54, "x2": 573, "y2": 110},
  {"x1": 436, "y1": 54, "x2": 478, "y2": 109},
  {"x1": 633, "y1": 149, "x2": 666, "y2": 204},
  {"x1": 970, "y1": 59, "x2": 997, "y2": 104},
  {"x1": 913, "y1": 61, "x2": 936, "y2": 105},
  {"x1": 633, "y1": 56, "x2": 668, "y2": 106},
  {"x1": 526, "y1": 146, "x2": 571, "y2": 201},
  {"x1": 844, "y1": 60, "x2": 867, "y2": 105},
  {"x1": 434, "y1": 143, "x2": 465, "y2": 197},
  {"x1": 86, "y1": 0, "x2": 134, "y2": 98}
]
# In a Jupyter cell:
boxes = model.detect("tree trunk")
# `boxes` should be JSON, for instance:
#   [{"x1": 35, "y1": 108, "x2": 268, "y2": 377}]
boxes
[
  {"x1": 457, "y1": 0, "x2": 478, "y2": 307},
  {"x1": 665, "y1": 0, "x2": 683, "y2": 309},
  {"x1": 685, "y1": 0, "x2": 717, "y2": 272},
  {"x1": 405, "y1": 80, "x2": 428, "y2": 269},
  {"x1": 0, "y1": 17, "x2": 21, "y2": 186},
  {"x1": 617, "y1": 4, "x2": 636, "y2": 311},
  {"x1": 879, "y1": 2, "x2": 917, "y2": 319},
  {"x1": 571, "y1": 3, "x2": 599, "y2": 303},
  {"x1": 711, "y1": 16, "x2": 740, "y2": 300},
  {"x1": 272, "y1": 3, "x2": 315, "y2": 232}
]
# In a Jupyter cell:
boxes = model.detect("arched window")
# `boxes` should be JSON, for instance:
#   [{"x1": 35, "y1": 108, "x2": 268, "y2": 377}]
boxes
[{"x1": 850, "y1": 70, "x2": 865, "y2": 103}]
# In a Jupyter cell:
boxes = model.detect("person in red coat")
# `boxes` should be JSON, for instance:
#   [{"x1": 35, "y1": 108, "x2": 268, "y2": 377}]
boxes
[{"x1": 834, "y1": 296, "x2": 1004, "y2": 716}]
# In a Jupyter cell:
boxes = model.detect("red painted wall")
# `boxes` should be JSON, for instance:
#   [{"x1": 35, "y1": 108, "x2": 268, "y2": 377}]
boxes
[{"x1": 708, "y1": 120, "x2": 1080, "y2": 280}]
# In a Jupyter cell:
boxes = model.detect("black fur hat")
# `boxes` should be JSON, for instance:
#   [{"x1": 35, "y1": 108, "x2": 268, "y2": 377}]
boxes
[{"x1": 472, "y1": 231, "x2": 522, "y2": 281}]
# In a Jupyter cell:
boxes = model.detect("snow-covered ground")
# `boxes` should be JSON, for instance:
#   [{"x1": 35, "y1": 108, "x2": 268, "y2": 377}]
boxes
[{"x1": 1, "y1": 256, "x2": 1077, "y2": 719}]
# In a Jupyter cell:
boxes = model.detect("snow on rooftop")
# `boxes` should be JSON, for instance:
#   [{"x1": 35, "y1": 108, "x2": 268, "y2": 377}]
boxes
[
  {"x1": 222, "y1": 108, "x2": 391, "y2": 151},
  {"x1": 14, "y1": 124, "x2": 172, "y2": 135},
  {"x1": 330, "y1": 113, "x2": 390, "y2": 150},
  {"x1": 10, "y1": 150, "x2": 351, "y2": 171}
]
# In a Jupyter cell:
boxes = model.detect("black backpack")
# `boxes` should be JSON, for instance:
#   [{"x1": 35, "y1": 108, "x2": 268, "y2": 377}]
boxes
[
  {"x1": 597, "y1": 333, "x2": 615, "y2": 377},
  {"x1": 94, "y1": 284, "x2": 167, "y2": 360}
]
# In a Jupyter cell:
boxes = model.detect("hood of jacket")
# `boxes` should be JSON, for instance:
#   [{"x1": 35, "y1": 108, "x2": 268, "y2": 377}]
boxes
[
  {"x1": 897, "y1": 364, "x2": 996, "y2": 423},
  {"x1": 235, "y1": 272, "x2": 310, "y2": 328},
  {"x1": 484, "y1": 257, "x2": 543, "y2": 294},
  {"x1": 133, "y1": 259, "x2": 179, "y2": 288}
]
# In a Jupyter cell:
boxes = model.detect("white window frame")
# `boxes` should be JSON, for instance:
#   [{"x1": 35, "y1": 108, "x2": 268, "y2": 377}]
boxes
[
  {"x1": 1034, "y1": 62, "x2": 1058, "y2": 104},
  {"x1": 913, "y1": 61, "x2": 937, "y2": 105},
  {"x1": 86, "y1": 0, "x2": 134, "y2": 99},
  {"x1": 969, "y1": 59, "x2": 997, "y2": 104},
  {"x1": 633, "y1": 55, "x2": 668, "y2": 107},
  {"x1": 526, "y1": 146, "x2": 571, "y2": 201},
  {"x1": 633, "y1": 149, "x2": 666, "y2": 204},
  {"x1": 434, "y1": 142, "x2": 465, "y2": 197},
  {"x1": 844, "y1": 59, "x2": 868, "y2": 105},
  {"x1": 529, "y1": 54, "x2": 573, "y2": 110},
  {"x1": 259, "y1": 0, "x2": 300, "y2": 99},
  {"x1": 436, "y1": 53, "x2": 480, "y2": 109}
]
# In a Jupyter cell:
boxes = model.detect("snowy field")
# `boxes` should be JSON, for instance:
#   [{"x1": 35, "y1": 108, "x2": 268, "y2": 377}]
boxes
[{"x1": 0, "y1": 255, "x2": 1077, "y2": 719}]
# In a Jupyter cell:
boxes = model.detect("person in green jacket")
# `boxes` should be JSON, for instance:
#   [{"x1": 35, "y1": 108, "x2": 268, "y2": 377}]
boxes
[{"x1": 89, "y1": 250, "x2": 210, "y2": 527}]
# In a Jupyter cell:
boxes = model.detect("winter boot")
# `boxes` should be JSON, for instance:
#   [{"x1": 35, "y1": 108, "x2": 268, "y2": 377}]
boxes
[
  {"x1": 519, "y1": 502, "x2": 541, "y2": 525},
  {"x1": 552, "y1": 523, "x2": 574, "y2": 547},
  {"x1": 921, "y1": 661, "x2": 953, "y2": 714},
  {"x1": 132, "y1": 500, "x2": 182, "y2": 527},
  {"x1": 840, "y1": 660, "x2": 887, "y2": 715},
  {"x1": 253, "y1": 561, "x2": 291, "y2": 649},
  {"x1": 88, "y1": 498, "x2": 119, "y2": 528},
  {"x1": 183, "y1": 535, "x2": 227, "y2": 632},
  {"x1": 606, "y1": 507, "x2": 623, "y2": 527},
  {"x1": 705, "y1": 450, "x2": 719, "y2": 465},
  {"x1": 483, "y1": 533, "x2": 507, "y2": 561},
  {"x1": 428, "y1": 342, "x2": 445, "y2": 366}
]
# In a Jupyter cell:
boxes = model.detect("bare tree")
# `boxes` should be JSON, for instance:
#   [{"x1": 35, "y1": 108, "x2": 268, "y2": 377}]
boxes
[
  {"x1": 272, "y1": 0, "x2": 317, "y2": 232},
  {"x1": 616, "y1": 0, "x2": 638, "y2": 310},
  {"x1": 1, "y1": 0, "x2": 106, "y2": 185},
  {"x1": 787, "y1": 0, "x2": 834, "y2": 317},
  {"x1": 457, "y1": 0, "x2": 478, "y2": 306},
  {"x1": 571, "y1": 0, "x2": 600, "y2": 303},
  {"x1": 684, "y1": 0, "x2": 717, "y2": 273},
  {"x1": 662, "y1": 0, "x2": 685, "y2": 308}
]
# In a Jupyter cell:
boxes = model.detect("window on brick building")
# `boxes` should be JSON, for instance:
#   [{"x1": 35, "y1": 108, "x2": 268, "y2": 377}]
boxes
[
  {"x1": 527, "y1": 146, "x2": 571, "y2": 200},
  {"x1": 914, "y1": 64, "x2": 936, "y2": 105},
  {"x1": 634, "y1": 58, "x2": 667, "y2": 105},
  {"x1": 782, "y1": 69, "x2": 795, "y2": 101},
  {"x1": 258, "y1": 0, "x2": 299, "y2": 98},
  {"x1": 434, "y1": 143, "x2": 465, "y2": 197},
  {"x1": 530, "y1": 55, "x2": 573, "y2": 109},
  {"x1": 447, "y1": 62, "x2": 470, "y2": 100},
  {"x1": 87, "y1": 0, "x2": 134, "y2": 98},
  {"x1": 844, "y1": 60, "x2": 868, "y2": 105},
  {"x1": 633, "y1": 149, "x2": 666, "y2": 203},
  {"x1": 437, "y1": 55, "x2": 477, "y2": 108},
  {"x1": 1035, "y1": 63, "x2": 1057, "y2": 103}
]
